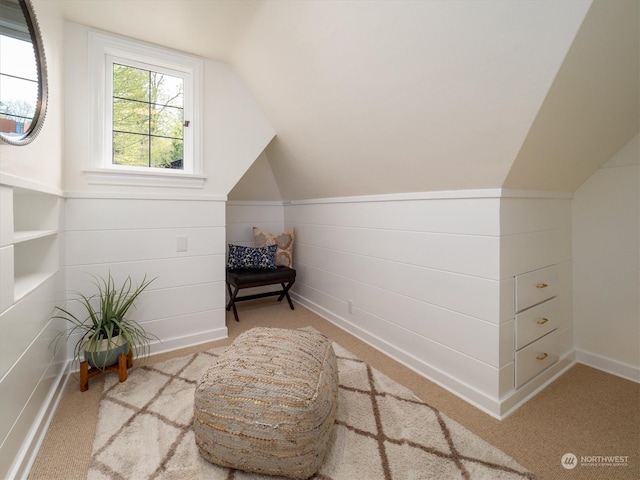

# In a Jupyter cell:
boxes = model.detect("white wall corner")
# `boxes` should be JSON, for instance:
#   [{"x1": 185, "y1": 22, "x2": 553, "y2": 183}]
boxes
[{"x1": 575, "y1": 350, "x2": 640, "y2": 383}]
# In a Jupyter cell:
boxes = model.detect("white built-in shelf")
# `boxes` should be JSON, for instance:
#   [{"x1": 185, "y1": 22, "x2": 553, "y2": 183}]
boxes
[
  {"x1": 13, "y1": 230, "x2": 58, "y2": 244},
  {"x1": 1, "y1": 178, "x2": 62, "y2": 308},
  {"x1": 13, "y1": 271, "x2": 55, "y2": 302}
]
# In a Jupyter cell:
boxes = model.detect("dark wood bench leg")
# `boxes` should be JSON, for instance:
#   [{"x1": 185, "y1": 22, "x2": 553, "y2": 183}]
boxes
[
  {"x1": 277, "y1": 281, "x2": 295, "y2": 310},
  {"x1": 226, "y1": 282, "x2": 240, "y2": 322}
]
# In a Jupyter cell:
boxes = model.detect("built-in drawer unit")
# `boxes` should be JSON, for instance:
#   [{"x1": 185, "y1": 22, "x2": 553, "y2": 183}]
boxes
[
  {"x1": 515, "y1": 264, "x2": 557, "y2": 313},
  {"x1": 515, "y1": 297, "x2": 558, "y2": 350},
  {"x1": 513, "y1": 264, "x2": 560, "y2": 388},
  {"x1": 515, "y1": 329, "x2": 560, "y2": 388}
]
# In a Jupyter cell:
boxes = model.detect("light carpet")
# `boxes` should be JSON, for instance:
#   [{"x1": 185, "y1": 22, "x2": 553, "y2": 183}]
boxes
[{"x1": 88, "y1": 337, "x2": 535, "y2": 480}]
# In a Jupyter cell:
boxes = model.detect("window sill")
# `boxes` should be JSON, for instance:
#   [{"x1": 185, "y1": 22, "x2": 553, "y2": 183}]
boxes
[{"x1": 84, "y1": 168, "x2": 206, "y2": 189}]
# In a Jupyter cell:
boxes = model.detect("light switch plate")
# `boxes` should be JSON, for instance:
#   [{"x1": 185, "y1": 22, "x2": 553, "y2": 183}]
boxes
[{"x1": 176, "y1": 235, "x2": 188, "y2": 252}]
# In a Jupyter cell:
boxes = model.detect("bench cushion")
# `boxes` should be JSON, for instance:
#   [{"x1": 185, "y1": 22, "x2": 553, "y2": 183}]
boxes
[{"x1": 193, "y1": 328, "x2": 338, "y2": 479}]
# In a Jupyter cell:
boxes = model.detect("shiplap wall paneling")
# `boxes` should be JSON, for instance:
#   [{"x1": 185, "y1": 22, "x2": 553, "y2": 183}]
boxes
[
  {"x1": 65, "y1": 197, "x2": 228, "y2": 355},
  {"x1": 287, "y1": 197, "x2": 501, "y2": 234},
  {"x1": 296, "y1": 241, "x2": 503, "y2": 321},
  {"x1": 497, "y1": 196, "x2": 574, "y2": 416},
  {"x1": 0, "y1": 179, "x2": 66, "y2": 480},
  {"x1": 0, "y1": 273, "x2": 66, "y2": 380},
  {"x1": 0, "y1": 272, "x2": 66, "y2": 475},
  {"x1": 500, "y1": 197, "x2": 572, "y2": 279},
  {"x1": 286, "y1": 196, "x2": 510, "y2": 416},
  {"x1": 226, "y1": 201, "x2": 285, "y2": 246}
]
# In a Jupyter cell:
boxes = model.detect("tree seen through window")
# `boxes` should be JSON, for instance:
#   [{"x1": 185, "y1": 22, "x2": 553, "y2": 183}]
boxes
[{"x1": 112, "y1": 64, "x2": 184, "y2": 169}]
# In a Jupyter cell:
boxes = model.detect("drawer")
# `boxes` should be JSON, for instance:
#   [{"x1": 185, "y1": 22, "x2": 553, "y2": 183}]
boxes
[
  {"x1": 515, "y1": 265, "x2": 558, "y2": 313},
  {"x1": 515, "y1": 330, "x2": 559, "y2": 388},
  {"x1": 515, "y1": 297, "x2": 558, "y2": 350}
]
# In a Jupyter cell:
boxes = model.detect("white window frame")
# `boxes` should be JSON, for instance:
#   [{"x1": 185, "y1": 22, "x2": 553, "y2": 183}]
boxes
[{"x1": 87, "y1": 31, "x2": 204, "y2": 188}]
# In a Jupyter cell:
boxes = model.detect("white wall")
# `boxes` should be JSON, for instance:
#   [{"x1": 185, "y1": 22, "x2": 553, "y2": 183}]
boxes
[
  {"x1": 0, "y1": 1, "x2": 65, "y2": 187},
  {"x1": 0, "y1": 180, "x2": 65, "y2": 480},
  {"x1": 285, "y1": 193, "x2": 502, "y2": 415},
  {"x1": 228, "y1": 172, "x2": 639, "y2": 418},
  {"x1": 59, "y1": 19, "x2": 276, "y2": 360},
  {"x1": 1, "y1": 8, "x2": 275, "y2": 478},
  {"x1": 65, "y1": 195, "x2": 229, "y2": 355},
  {"x1": 0, "y1": 1, "x2": 67, "y2": 477},
  {"x1": 228, "y1": 152, "x2": 283, "y2": 202},
  {"x1": 283, "y1": 190, "x2": 574, "y2": 417},
  {"x1": 62, "y1": 21, "x2": 275, "y2": 196},
  {"x1": 226, "y1": 201, "x2": 285, "y2": 247},
  {"x1": 499, "y1": 193, "x2": 574, "y2": 413},
  {"x1": 573, "y1": 134, "x2": 640, "y2": 381}
]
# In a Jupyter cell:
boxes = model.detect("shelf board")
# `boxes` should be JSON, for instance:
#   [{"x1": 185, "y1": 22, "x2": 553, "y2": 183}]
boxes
[
  {"x1": 14, "y1": 271, "x2": 55, "y2": 302},
  {"x1": 13, "y1": 230, "x2": 58, "y2": 244}
]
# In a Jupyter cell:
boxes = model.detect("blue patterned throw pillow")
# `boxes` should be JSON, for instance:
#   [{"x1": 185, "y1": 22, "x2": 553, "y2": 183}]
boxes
[{"x1": 227, "y1": 244, "x2": 278, "y2": 270}]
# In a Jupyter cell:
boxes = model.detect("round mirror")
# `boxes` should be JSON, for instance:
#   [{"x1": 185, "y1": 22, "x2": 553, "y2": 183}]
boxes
[{"x1": 0, "y1": 0, "x2": 47, "y2": 146}]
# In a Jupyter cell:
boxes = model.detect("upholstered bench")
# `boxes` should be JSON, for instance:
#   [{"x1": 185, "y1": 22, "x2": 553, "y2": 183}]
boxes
[
  {"x1": 193, "y1": 328, "x2": 338, "y2": 479},
  {"x1": 226, "y1": 266, "x2": 296, "y2": 321}
]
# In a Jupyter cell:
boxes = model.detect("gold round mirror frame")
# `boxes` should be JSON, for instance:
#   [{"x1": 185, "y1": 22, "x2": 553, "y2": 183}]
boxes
[{"x1": 0, "y1": 0, "x2": 48, "y2": 146}]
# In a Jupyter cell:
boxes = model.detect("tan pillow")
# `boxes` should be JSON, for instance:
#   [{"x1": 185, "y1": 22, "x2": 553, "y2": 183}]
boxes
[{"x1": 253, "y1": 227, "x2": 294, "y2": 268}]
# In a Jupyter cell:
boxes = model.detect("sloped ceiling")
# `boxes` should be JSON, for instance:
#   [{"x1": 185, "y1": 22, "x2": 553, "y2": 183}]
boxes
[
  {"x1": 52, "y1": 0, "x2": 261, "y2": 64},
  {"x1": 51, "y1": 0, "x2": 639, "y2": 201},
  {"x1": 504, "y1": 0, "x2": 640, "y2": 191}
]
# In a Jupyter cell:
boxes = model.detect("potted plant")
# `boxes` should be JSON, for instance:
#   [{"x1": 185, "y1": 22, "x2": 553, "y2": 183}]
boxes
[{"x1": 52, "y1": 273, "x2": 159, "y2": 370}]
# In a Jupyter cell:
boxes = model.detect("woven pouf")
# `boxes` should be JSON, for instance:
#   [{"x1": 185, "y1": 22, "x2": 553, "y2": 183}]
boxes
[{"x1": 193, "y1": 327, "x2": 338, "y2": 479}]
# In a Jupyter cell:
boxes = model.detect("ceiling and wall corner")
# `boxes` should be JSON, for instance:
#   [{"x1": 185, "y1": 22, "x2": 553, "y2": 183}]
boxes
[
  {"x1": 51, "y1": 0, "x2": 262, "y2": 65},
  {"x1": 230, "y1": 0, "x2": 597, "y2": 201},
  {"x1": 45, "y1": 0, "x2": 639, "y2": 200},
  {"x1": 227, "y1": 151, "x2": 283, "y2": 201},
  {"x1": 503, "y1": 0, "x2": 640, "y2": 191}
]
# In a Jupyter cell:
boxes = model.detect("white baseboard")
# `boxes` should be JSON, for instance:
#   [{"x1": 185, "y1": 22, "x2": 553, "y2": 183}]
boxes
[
  {"x1": 292, "y1": 292, "x2": 510, "y2": 419},
  {"x1": 498, "y1": 354, "x2": 576, "y2": 418},
  {"x1": 576, "y1": 349, "x2": 640, "y2": 383},
  {"x1": 293, "y1": 292, "x2": 581, "y2": 420},
  {"x1": 8, "y1": 361, "x2": 72, "y2": 480},
  {"x1": 148, "y1": 327, "x2": 229, "y2": 357}
]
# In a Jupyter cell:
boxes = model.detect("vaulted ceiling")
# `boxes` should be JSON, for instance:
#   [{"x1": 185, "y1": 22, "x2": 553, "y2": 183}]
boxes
[{"x1": 52, "y1": 0, "x2": 639, "y2": 201}]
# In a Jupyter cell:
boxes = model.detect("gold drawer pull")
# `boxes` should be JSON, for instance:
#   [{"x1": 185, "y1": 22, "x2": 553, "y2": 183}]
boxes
[
  {"x1": 536, "y1": 283, "x2": 548, "y2": 289},
  {"x1": 536, "y1": 353, "x2": 549, "y2": 361},
  {"x1": 536, "y1": 317, "x2": 549, "y2": 325}
]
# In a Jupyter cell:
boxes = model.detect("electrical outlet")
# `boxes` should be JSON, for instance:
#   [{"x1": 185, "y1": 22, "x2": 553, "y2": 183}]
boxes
[{"x1": 347, "y1": 299, "x2": 353, "y2": 314}]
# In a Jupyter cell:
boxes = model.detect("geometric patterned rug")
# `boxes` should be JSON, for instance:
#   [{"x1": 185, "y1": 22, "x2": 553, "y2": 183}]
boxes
[{"x1": 88, "y1": 334, "x2": 535, "y2": 480}]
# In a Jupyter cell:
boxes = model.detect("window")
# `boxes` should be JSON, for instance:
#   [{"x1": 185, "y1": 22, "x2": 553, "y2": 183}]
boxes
[
  {"x1": 88, "y1": 31, "x2": 204, "y2": 187},
  {"x1": 111, "y1": 61, "x2": 185, "y2": 169}
]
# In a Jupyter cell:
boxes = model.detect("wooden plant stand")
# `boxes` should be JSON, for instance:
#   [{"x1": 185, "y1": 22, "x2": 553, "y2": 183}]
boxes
[{"x1": 80, "y1": 349, "x2": 133, "y2": 392}]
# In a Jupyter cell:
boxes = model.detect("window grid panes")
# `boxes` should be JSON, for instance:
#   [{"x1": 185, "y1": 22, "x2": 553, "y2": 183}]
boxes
[{"x1": 112, "y1": 63, "x2": 185, "y2": 170}]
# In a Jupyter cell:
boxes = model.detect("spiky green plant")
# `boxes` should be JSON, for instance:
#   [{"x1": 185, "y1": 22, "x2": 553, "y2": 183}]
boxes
[{"x1": 51, "y1": 273, "x2": 159, "y2": 369}]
